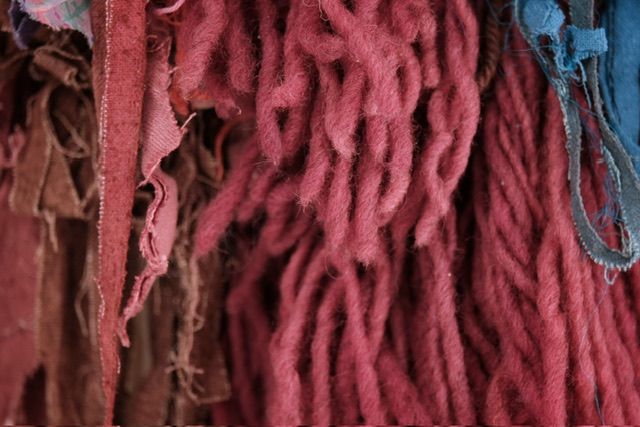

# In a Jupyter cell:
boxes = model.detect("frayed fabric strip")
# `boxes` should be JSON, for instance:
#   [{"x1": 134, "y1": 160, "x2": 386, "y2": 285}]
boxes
[
  {"x1": 117, "y1": 43, "x2": 183, "y2": 347},
  {"x1": 515, "y1": 0, "x2": 640, "y2": 270}
]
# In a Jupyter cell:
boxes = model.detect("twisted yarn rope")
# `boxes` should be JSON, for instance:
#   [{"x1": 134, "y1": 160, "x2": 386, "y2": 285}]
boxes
[
  {"x1": 185, "y1": 0, "x2": 480, "y2": 423},
  {"x1": 466, "y1": 26, "x2": 640, "y2": 424}
]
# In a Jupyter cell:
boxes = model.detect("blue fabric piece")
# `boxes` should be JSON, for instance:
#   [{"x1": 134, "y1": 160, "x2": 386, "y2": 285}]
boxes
[
  {"x1": 521, "y1": 0, "x2": 564, "y2": 37},
  {"x1": 566, "y1": 26, "x2": 607, "y2": 62},
  {"x1": 599, "y1": 0, "x2": 640, "y2": 174},
  {"x1": 520, "y1": 0, "x2": 607, "y2": 78}
]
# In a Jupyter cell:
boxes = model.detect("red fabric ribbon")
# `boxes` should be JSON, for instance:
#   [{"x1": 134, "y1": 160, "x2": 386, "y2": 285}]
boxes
[{"x1": 90, "y1": 0, "x2": 147, "y2": 422}]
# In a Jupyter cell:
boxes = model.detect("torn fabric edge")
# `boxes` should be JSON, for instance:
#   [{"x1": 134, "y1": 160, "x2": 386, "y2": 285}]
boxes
[{"x1": 117, "y1": 42, "x2": 183, "y2": 347}]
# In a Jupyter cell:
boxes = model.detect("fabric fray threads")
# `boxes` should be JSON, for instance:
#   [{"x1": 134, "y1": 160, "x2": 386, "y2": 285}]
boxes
[
  {"x1": 117, "y1": 215, "x2": 176, "y2": 425},
  {"x1": 190, "y1": 0, "x2": 480, "y2": 423},
  {"x1": 10, "y1": 64, "x2": 97, "y2": 220}
]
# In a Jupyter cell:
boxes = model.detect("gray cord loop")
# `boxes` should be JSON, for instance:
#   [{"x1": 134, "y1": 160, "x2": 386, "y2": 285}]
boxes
[{"x1": 515, "y1": 0, "x2": 640, "y2": 270}]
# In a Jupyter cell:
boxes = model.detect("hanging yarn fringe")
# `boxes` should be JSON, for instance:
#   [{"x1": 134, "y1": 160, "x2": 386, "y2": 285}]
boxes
[
  {"x1": 3, "y1": 0, "x2": 640, "y2": 425},
  {"x1": 467, "y1": 24, "x2": 640, "y2": 422},
  {"x1": 187, "y1": 0, "x2": 479, "y2": 423}
]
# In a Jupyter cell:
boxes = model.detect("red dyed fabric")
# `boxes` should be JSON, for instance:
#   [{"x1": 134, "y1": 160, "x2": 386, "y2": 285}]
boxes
[
  {"x1": 118, "y1": 42, "x2": 182, "y2": 347},
  {"x1": 0, "y1": 44, "x2": 39, "y2": 424},
  {"x1": 90, "y1": 0, "x2": 147, "y2": 422},
  {"x1": 0, "y1": 180, "x2": 39, "y2": 424}
]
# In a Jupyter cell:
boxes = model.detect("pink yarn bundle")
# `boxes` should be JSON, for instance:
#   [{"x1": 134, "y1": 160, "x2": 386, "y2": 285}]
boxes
[
  {"x1": 465, "y1": 30, "x2": 640, "y2": 424},
  {"x1": 180, "y1": 2, "x2": 640, "y2": 423},
  {"x1": 180, "y1": 0, "x2": 480, "y2": 423}
]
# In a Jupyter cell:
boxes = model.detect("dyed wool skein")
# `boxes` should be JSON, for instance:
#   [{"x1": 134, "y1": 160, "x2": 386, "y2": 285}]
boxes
[{"x1": 187, "y1": 0, "x2": 480, "y2": 423}]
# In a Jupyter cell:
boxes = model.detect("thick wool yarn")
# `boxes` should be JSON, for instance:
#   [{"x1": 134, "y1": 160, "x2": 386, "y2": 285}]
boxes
[
  {"x1": 189, "y1": 0, "x2": 479, "y2": 423},
  {"x1": 468, "y1": 27, "x2": 640, "y2": 423},
  {"x1": 188, "y1": 2, "x2": 640, "y2": 423},
  {"x1": 3, "y1": 0, "x2": 640, "y2": 425}
]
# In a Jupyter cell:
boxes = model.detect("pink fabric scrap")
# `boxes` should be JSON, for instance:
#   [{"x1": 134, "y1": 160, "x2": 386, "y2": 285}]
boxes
[{"x1": 117, "y1": 43, "x2": 183, "y2": 347}]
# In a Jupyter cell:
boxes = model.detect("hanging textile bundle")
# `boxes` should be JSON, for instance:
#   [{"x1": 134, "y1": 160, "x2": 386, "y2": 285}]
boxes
[{"x1": 2, "y1": 0, "x2": 640, "y2": 424}]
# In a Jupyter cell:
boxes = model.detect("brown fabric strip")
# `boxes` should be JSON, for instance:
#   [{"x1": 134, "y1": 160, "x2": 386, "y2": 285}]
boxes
[
  {"x1": 2, "y1": 26, "x2": 102, "y2": 424},
  {"x1": 10, "y1": 82, "x2": 97, "y2": 220},
  {"x1": 36, "y1": 219, "x2": 103, "y2": 425},
  {"x1": 0, "y1": 41, "x2": 38, "y2": 425},
  {"x1": 119, "y1": 217, "x2": 176, "y2": 425}
]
